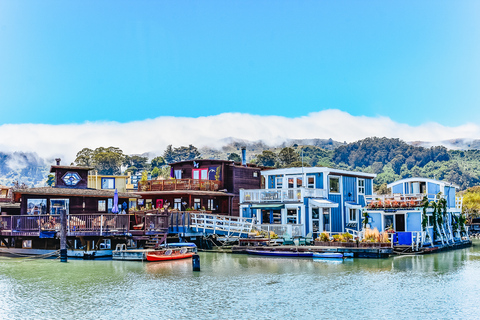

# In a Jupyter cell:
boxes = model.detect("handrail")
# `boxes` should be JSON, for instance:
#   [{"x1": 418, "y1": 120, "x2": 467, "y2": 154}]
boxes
[
  {"x1": 191, "y1": 213, "x2": 254, "y2": 238},
  {"x1": 138, "y1": 179, "x2": 221, "y2": 192},
  {"x1": 240, "y1": 188, "x2": 327, "y2": 203}
]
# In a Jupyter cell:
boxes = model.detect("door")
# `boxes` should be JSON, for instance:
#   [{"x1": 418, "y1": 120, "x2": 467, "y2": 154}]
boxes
[
  {"x1": 323, "y1": 209, "x2": 330, "y2": 232},
  {"x1": 312, "y1": 208, "x2": 320, "y2": 238},
  {"x1": 395, "y1": 214, "x2": 406, "y2": 232}
]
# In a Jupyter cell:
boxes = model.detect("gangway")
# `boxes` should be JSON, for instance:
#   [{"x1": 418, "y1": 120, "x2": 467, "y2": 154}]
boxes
[{"x1": 191, "y1": 213, "x2": 254, "y2": 239}]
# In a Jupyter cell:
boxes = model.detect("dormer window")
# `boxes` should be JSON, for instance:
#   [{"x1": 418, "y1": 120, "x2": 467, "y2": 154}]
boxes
[{"x1": 63, "y1": 172, "x2": 81, "y2": 186}]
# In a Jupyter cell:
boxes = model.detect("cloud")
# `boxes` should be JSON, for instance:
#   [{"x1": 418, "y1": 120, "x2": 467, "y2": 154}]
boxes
[{"x1": 1, "y1": 109, "x2": 479, "y2": 164}]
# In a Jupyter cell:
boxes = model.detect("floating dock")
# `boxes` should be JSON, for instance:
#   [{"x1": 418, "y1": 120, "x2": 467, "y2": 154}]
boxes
[{"x1": 232, "y1": 245, "x2": 392, "y2": 258}]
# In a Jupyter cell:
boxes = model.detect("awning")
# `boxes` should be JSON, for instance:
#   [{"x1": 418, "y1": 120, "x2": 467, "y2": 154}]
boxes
[
  {"x1": 345, "y1": 201, "x2": 362, "y2": 209},
  {"x1": 249, "y1": 204, "x2": 285, "y2": 209},
  {"x1": 309, "y1": 199, "x2": 338, "y2": 208}
]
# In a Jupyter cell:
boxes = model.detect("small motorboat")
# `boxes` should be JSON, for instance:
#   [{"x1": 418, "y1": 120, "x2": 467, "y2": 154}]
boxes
[
  {"x1": 313, "y1": 252, "x2": 344, "y2": 259},
  {"x1": 246, "y1": 249, "x2": 313, "y2": 257},
  {"x1": 146, "y1": 248, "x2": 194, "y2": 262}
]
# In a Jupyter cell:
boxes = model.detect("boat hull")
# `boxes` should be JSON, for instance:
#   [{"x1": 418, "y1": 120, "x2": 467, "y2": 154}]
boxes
[
  {"x1": 146, "y1": 251, "x2": 194, "y2": 262},
  {"x1": 313, "y1": 252, "x2": 343, "y2": 259},
  {"x1": 246, "y1": 249, "x2": 313, "y2": 257}
]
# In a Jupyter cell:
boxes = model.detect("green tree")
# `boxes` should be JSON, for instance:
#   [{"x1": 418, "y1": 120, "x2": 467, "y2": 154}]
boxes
[
  {"x1": 46, "y1": 174, "x2": 55, "y2": 187},
  {"x1": 228, "y1": 153, "x2": 242, "y2": 162},
  {"x1": 124, "y1": 155, "x2": 148, "y2": 170},
  {"x1": 151, "y1": 156, "x2": 166, "y2": 168},
  {"x1": 92, "y1": 147, "x2": 125, "y2": 175},
  {"x1": 74, "y1": 148, "x2": 94, "y2": 166},
  {"x1": 151, "y1": 167, "x2": 160, "y2": 179},
  {"x1": 278, "y1": 147, "x2": 300, "y2": 167},
  {"x1": 163, "y1": 145, "x2": 175, "y2": 164},
  {"x1": 256, "y1": 150, "x2": 277, "y2": 167}
]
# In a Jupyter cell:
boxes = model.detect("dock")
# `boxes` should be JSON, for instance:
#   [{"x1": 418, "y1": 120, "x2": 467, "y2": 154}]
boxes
[{"x1": 232, "y1": 245, "x2": 392, "y2": 258}]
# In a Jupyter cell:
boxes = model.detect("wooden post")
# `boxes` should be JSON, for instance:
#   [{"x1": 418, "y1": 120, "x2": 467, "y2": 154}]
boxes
[
  {"x1": 60, "y1": 209, "x2": 67, "y2": 262},
  {"x1": 192, "y1": 254, "x2": 200, "y2": 271}
]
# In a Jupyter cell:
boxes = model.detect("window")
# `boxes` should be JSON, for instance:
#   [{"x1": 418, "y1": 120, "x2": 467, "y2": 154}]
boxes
[
  {"x1": 288, "y1": 178, "x2": 294, "y2": 188},
  {"x1": 307, "y1": 176, "x2": 315, "y2": 189},
  {"x1": 192, "y1": 169, "x2": 208, "y2": 180},
  {"x1": 174, "y1": 170, "x2": 182, "y2": 179},
  {"x1": 349, "y1": 209, "x2": 357, "y2": 222},
  {"x1": 174, "y1": 198, "x2": 182, "y2": 210},
  {"x1": 207, "y1": 199, "x2": 214, "y2": 210},
  {"x1": 287, "y1": 209, "x2": 297, "y2": 224},
  {"x1": 50, "y1": 199, "x2": 69, "y2": 215},
  {"x1": 329, "y1": 176, "x2": 340, "y2": 193},
  {"x1": 101, "y1": 178, "x2": 115, "y2": 189},
  {"x1": 276, "y1": 176, "x2": 283, "y2": 189},
  {"x1": 108, "y1": 199, "x2": 113, "y2": 212},
  {"x1": 98, "y1": 200, "x2": 106, "y2": 212},
  {"x1": 194, "y1": 198, "x2": 201, "y2": 210},
  {"x1": 63, "y1": 172, "x2": 81, "y2": 186},
  {"x1": 296, "y1": 177, "x2": 303, "y2": 188},
  {"x1": 27, "y1": 199, "x2": 47, "y2": 215},
  {"x1": 358, "y1": 179, "x2": 365, "y2": 195},
  {"x1": 384, "y1": 215, "x2": 394, "y2": 231}
]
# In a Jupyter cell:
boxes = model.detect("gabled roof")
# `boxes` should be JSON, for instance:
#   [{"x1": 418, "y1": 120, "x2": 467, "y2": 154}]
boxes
[{"x1": 387, "y1": 177, "x2": 459, "y2": 189}]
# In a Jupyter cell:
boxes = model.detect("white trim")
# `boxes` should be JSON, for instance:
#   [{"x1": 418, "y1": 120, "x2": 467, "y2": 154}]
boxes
[
  {"x1": 310, "y1": 199, "x2": 338, "y2": 208},
  {"x1": 261, "y1": 167, "x2": 376, "y2": 179},
  {"x1": 328, "y1": 175, "x2": 341, "y2": 194}
]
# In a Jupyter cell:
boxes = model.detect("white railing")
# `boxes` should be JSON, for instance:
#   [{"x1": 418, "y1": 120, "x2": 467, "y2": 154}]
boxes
[
  {"x1": 240, "y1": 188, "x2": 327, "y2": 203},
  {"x1": 254, "y1": 224, "x2": 303, "y2": 237},
  {"x1": 411, "y1": 231, "x2": 424, "y2": 251},
  {"x1": 191, "y1": 213, "x2": 254, "y2": 238}
]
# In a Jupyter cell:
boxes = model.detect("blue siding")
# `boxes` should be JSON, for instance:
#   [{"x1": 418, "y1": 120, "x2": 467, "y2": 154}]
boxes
[
  {"x1": 306, "y1": 172, "x2": 323, "y2": 189},
  {"x1": 368, "y1": 212, "x2": 382, "y2": 231},
  {"x1": 242, "y1": 208, "x2": 252, "y2": 218},
  {"x1": 329, "y1": 194, "x2": 342, "y2": 232},
  {"x1": 445, "y1": 186, "x2": 456, "y2": 208},
  {"x1": 427, "y1": 182, "x2": 440, "y2": 195},
  {"x1": 268, "y1": 176, "x2": 275, "y2": 189},
  {"x1": 404, "y1": 182, "x2": 409, "y2": 194},
  {"x1": 343, "y1": 176, "x2": 356, "y2": 229},
  {"x1": 392, "y1": 184, "x2": 403, "y2": 194},
  {"x1": 365, "y1": 179, "x2": 373, "y2": 195},
  {"x1": 406, "y1": 212, "x2": 421, "y2": 231}
]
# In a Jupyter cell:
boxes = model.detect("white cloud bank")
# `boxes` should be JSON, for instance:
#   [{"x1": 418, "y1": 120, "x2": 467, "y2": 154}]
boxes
[{"x1": 1, "y1": 109, "x2": 479, "y2": 164}]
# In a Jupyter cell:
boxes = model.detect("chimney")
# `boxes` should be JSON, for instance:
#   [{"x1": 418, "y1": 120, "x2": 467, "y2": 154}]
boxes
[
  {"x1": 241, "y1": 147, "x2": 247, "y2": 166},
  {"x1": 55, "y1": 158, "x2": 61, "y2": 165}
]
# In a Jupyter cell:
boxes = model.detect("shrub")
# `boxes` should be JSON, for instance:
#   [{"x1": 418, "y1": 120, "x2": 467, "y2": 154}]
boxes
[{"x1": 319, "y1": 232, "x2": 330, "y2": 242}]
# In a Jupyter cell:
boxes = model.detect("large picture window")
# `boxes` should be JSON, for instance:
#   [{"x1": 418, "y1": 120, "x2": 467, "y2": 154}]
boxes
[
  {"x1": 50, "y1": 199, "x2": 69, "y2": 215},
  {"x1": 329, "y1": 176, "x2": 340, "y2": 193},
  {"x1": 27, "y1": 199, "x2": 47, "y2": 215},
  {"x1": 101, "y1": 178, "x2": 115, "y2": 189}
]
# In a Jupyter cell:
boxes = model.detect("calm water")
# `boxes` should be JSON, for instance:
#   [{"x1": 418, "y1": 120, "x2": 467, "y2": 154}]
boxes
[{"x1": 1, "y1": 243, "x2": 480, "y2": 320}]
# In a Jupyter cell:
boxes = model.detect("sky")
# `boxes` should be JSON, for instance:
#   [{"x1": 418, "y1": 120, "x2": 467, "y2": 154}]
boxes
[{"x1": 1, "y1": 1, "x2": 480, "y2": 162}]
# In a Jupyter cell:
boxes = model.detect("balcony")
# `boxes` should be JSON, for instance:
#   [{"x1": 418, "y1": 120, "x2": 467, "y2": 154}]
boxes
[
  {"x1": 365, "y1": 193, "x2": 463, "y2": 210},
  {"x1": 138, "y1": 179, "x2": 221, "y2": 192},
  {"x1": 240, "y1": 188, "x2": 327, "y2": 203}
]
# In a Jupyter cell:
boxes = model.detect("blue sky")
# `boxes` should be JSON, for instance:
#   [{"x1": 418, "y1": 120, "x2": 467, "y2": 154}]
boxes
[{"x1": 1, "y1": 1, "x2": 479, "y2": 128}]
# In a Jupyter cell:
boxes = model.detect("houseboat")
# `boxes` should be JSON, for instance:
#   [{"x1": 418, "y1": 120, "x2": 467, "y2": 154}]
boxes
[
  {"x1": 0, "y1": 160, "x2": 169, "y2": 258},
  {"x1": 364, "y1": 177, "x2": 470, "y2": 252},
  {"x1": 135, "y1": 153, "x2": 262, "y2": 217},
  {"x1": 239, "y1": 167, "x2": 376, "y2": 238}
]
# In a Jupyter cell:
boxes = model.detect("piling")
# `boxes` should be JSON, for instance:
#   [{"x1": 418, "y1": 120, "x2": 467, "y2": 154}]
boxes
[
  {"x1": 60, "y1": 208, "x2": 67, "y2": 262},
  {"x1": 192, "y1": 254, "x2": 200, "y2": 271}
]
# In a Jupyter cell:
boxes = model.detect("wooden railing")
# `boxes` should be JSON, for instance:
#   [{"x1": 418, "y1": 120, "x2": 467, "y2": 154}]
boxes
[
  {"x1": 0, "y1": 214, "x2": 159, "y2": 236},
  {"x1": 138, "y1": 179, "x2": 221, "y2": 192}
]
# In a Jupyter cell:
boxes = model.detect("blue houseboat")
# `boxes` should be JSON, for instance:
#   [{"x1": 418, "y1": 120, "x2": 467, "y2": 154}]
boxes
[
  {"x1": 239, "y1": 167, "x2": 376, "y2": 238},
  {"x1": 364, "y1": 177, "x2": 470, "y2": 251}
]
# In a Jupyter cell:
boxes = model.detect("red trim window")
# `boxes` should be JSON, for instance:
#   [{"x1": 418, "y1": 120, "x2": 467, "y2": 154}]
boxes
[{"x1": 192, "y1": 169, "x2": 208, "y2": 180}]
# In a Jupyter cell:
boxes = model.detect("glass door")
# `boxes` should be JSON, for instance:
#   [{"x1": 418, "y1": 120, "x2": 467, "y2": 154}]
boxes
[
  {"x1": 312, "y1": 208, "x2": 320, "y2": 238},
  {"x1": 323, "y1": 209, "x2": 330, "y2": 232}
]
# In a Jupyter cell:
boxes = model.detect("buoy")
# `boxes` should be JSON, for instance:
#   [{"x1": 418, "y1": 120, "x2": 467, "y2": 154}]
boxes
[{"x1": 192, "y1": 254, "x2": 200, "y2": 271}]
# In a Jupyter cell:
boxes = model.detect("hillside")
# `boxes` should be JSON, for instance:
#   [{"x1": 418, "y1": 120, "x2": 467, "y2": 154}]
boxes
[{"x1": 1, "y1": 137, "x2": 480, "y2": 190}]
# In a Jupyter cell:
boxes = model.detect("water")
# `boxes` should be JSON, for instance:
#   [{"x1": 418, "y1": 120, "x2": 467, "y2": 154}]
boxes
[{"x1": 1, "y1": 243, "x2": 480, "y2": 320}]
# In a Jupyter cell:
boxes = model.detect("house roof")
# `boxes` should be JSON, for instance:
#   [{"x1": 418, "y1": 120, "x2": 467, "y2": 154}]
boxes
[
  {"x1": 13, "y1": 187, "x2": 140, "y2": 199},
  {"x1": 134, "y1": 190, "x2": 235, "y2": 197},
  {"x1": 261, "y1": 167, "x2": 376, "y2": 178},
  {"x1": 50, "y1": 165, "x2": 94, "y2": 173}
]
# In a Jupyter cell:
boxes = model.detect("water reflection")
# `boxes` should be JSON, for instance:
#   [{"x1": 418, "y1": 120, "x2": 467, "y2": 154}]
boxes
[{"x1": 0, "y1": 243, "x2": 479, "y2": 319}]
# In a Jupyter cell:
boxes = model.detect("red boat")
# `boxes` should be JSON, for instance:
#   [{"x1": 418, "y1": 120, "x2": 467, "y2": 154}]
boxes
[{"x1": 146, "y1": 248, "x2": 194, "y2": 262}]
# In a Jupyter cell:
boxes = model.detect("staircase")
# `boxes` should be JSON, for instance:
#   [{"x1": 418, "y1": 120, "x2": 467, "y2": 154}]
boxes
[{"x1": 144, "y1": 233, "x2": 167, "y2": 249}]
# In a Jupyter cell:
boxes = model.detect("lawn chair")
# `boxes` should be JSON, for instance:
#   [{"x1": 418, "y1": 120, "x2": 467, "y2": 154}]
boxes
[
  {"x1": 298, "y1": 232, "x2": 313, "y2": 246},
  {"x1": 282, "y1": 233, "x2": 295, "y2": 246}
]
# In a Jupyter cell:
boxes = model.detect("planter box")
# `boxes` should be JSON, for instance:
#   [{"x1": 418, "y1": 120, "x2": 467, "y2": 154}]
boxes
[
  {"x1": 359, "y1": 242, "x2": 391, "y2": 248},
  {"x1": 314, "y1": 241, "x2": 356, "y2": 247}
]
